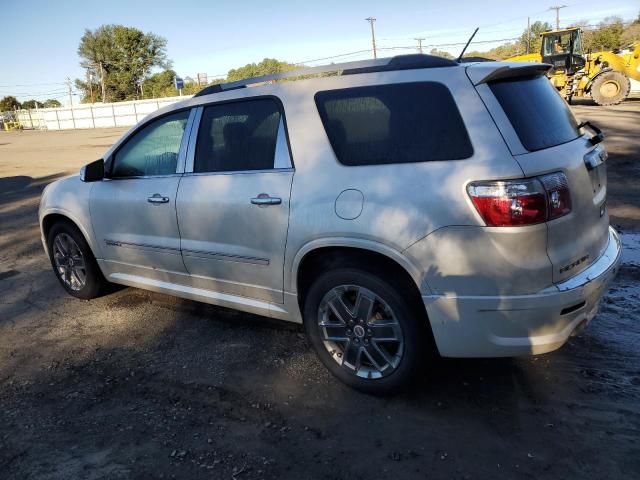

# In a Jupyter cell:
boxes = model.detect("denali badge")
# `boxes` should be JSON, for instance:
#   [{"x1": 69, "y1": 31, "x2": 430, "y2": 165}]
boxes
[{"x1": 560, "y1": 255, "x2": 590, "y2": 274}]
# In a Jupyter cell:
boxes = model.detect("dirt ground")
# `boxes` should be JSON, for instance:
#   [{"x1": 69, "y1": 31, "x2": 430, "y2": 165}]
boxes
[{"x1": 1, "y1": 102, "x2": 639, "y2": 480}]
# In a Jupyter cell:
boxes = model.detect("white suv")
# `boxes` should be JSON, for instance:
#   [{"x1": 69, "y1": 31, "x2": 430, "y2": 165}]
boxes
[{"x1": 39, "y1": 55, "x2": 621, "y2": 394}]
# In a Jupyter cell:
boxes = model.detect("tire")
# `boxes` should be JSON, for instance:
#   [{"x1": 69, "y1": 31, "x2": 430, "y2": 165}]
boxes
[
  {"x1": 303, "y1": 267, "x2": 428, "y2": 394},
  {"x1": 47, "y1": 221, "x2": 107, "y2": 300},
  {"x1": 590, "y1": 71, "x2": 630, "y2": 106}
]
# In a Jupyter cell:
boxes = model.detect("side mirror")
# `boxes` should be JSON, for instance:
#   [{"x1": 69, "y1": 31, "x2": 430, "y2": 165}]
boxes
[{"x1": 80, "y1": 159, "x2": 104, "y2": 182}]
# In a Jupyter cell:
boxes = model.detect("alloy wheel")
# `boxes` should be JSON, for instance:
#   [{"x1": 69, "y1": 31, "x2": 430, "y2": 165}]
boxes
[
  {"x1": 317, "y1": 285, "x2": 404, "y2": 379},
  {"x1": 52, "y1": 233, "x2": 87, "y2": 291}
]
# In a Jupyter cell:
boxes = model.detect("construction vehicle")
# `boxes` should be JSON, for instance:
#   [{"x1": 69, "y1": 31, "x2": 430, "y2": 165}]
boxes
[{"x1": 508, "y1": 27, "x2": 640, "y2": 105}]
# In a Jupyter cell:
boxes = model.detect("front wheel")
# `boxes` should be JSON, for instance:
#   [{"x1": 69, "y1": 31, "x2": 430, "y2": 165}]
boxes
[
  {"x1": 590, "y1": 71, "x2": 630, "y2": 106},
  {"x1": 47, "y1": 222, "x2": 107, "y2": 300},
  {"x1": 303, "y1": 268, "x2": 428, "y2": 394}
]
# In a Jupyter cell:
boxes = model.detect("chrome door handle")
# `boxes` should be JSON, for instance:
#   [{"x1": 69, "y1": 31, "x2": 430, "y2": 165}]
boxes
[
  {"x1": 147, "y1": 193, "x2": 170, "y2": 204},
  {"x1": 251, "y1": 194, "x2": 282, "y2": 206}
]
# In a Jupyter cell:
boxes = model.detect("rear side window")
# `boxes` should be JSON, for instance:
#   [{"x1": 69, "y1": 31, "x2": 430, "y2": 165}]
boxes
[
  {"x1": 315, "y1": 82, "x2": 473, "y2": 166},
  {"x1": 194, "y1": 98, "x2": 283, "y2": 173},
  {"x1": 489, "y1": 75, "x2": 579, "y2": 151}
]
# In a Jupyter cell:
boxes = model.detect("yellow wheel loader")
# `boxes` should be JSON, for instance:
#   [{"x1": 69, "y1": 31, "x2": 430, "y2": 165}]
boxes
[{"x1": 508, "y1": 27, "x2": 640, "y2": 105}]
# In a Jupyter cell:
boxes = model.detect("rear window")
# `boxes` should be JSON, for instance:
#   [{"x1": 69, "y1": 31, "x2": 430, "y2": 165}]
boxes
[
  {"x1": 314, "y1": 82, "x2": 473, "y2": 166},
  {"x1": 489, "y1": 75, "x2": 579, "y2": 152}
]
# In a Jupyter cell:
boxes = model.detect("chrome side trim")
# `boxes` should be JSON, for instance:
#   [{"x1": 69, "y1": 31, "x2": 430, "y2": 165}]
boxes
[
  {"x1": 274, "y1": 117, "x2": 292, "y2": 169},
  {"x1": 104, "y1": 239, "x2": 181, "y2": 254},
  {"x1": 182, "y1": 249, "x2": 270, "y2": 265},
  {"x1": 176, "y1": 108, "x2": 198, "y2": 174},
  {"x1": 182, "y1": 168, "x2": 294, "y2": 178},
  {"x1": 104, "y1": 239, "x2": 269, "y2": 265},
  {"x1": 184, "y1": 106, "x2": 203, "y2": 173},
  {"x1": 107, "y1": 272, "x2": 288, "y2": 318}
]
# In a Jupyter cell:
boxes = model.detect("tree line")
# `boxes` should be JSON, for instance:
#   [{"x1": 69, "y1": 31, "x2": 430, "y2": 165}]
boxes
[
  {"x1": 2, "y1": 14, "x2": 638, "y2": 112},
  {"x1": 465, "y1": 14, "x2": 640, "y2": 59}
]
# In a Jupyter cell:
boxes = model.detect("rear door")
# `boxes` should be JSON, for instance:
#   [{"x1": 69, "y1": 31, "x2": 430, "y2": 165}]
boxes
[
  {"x1": 476, "y1": 72, "x2": 609, "y2": 283},
  {"x1": 176, "y1": 98, "x2": 293, "y2": 303}
]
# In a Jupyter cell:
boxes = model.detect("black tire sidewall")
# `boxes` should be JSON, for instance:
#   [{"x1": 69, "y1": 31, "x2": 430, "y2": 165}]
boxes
[
  {"x1": 303, "y1": 268, "x2": 425, "y2": 394},
  {"x1": 591, "y1": 71, "x2": 630, "y2": 106},
  {"x1": 47, "y1": 222, "x2": 103, "y2": 300}
]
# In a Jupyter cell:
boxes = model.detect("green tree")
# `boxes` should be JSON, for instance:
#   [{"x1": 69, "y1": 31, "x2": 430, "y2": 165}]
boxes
[
  {"x1": 21, "y1": 99, "x2": 44, "y2": 109},
  {"x1": 43, "y1": 99, "x2": 62, "y2": 108},
  {"x1": 0, "y1": 96, "x2": 21, "y2": 111},
  {"x1": 519, "y1": 21, "x2": 553, "y2": 54},
  {"x1": 227, "y1": 58, "x2": 296, "y2": 82},
  {"x1": 429, "y1": 48, "x2": 454, "y2": 59},
  {"x1": 141, "y1": 69, "x2": 177, "y2": 98},
  {"x1": 585, "y1": 16, "x2": 625, "y2": 51},
  {"x1": 76, "y1": 24, "x2": 169, "y2": 103}
]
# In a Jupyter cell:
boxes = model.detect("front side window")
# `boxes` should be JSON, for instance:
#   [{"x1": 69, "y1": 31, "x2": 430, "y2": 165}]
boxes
[
  {"x1": 111, "y1": 110, "x2": 190, "y2": 178},
  {"x1": 314, "y1": 82, "x2": 473, "y2": 166},
  {"x1": 194, "y1": 98, "x2": 285, "y2": 173}
]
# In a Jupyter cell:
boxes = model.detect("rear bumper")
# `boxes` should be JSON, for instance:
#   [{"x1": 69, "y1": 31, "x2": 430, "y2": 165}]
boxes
[{"x1": 423, "y1": 227, "x2": 622, "y2": 357}]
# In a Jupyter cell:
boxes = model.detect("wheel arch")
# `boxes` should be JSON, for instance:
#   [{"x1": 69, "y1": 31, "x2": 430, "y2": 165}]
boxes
[
  {"x1": 41, "y1": 210, "x2": 99, "y2": 259},
  {"x1": 292, "y1": 239, "x2": 427, "y2": 312}
]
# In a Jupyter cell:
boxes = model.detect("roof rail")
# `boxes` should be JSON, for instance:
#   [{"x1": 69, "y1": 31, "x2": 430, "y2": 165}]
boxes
[{"x1": 194, "y1": 54, "x2": 458, "y2": 97}]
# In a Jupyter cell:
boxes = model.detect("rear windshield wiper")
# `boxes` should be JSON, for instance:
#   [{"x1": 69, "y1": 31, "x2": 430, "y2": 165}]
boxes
[{"x1": 578, "y1": 121, "x2": 604, "y2": 145}]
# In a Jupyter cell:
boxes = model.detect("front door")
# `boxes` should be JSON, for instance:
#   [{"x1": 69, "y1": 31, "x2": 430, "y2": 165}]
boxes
[
  {"x1": 91, "y1": 109, "x2": 193, "y2": 280},
  {"x1": 176, "y1": 98, "x2": 293, "y2": 303}
]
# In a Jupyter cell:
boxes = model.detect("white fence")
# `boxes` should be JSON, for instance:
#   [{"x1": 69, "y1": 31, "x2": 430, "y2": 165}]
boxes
[
  {"x1": 12, "y1": 95, "x2": 193, "y2": 130},
  {"x1": 3, "y1": 80, "x2": 640, "y2": 131}
]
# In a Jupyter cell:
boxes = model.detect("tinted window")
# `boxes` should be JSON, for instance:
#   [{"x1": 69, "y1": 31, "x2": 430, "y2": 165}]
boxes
[
  {"x1": 112, "y1": 110, "x2": 190, "y2": 177},
  {"x1": 314, "y1": 82, "x2": 473, "y2": 166},
  {"x1": 194, "y1": 99, "x2": 282, "y2": 173},
  {"x1": 490, "y1": 75, "x2": 579, "y2": 151}
]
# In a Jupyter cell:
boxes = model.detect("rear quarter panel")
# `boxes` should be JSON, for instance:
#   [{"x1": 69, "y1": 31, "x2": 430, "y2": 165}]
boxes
[{"x1": 277, "y1": 67, "x2": 528, "y2": 295}]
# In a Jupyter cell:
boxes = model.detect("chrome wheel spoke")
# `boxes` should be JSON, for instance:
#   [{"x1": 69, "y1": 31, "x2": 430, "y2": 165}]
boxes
[
  {"x1": 342, "y1": 341, "x2": 360, "y2": 368},
  {"x1": 321, "y1": 324, "x2": 349, "y2": 342},
  {"x1": 354, "y1": 289, "x2": 374, "y2": 323},
  {"x1": 71, "y1": 255, "x2": 85, "y2": 269},
  {"x1": 371, "y1": 341, "x2": 395, "y2": 369},
  {"x1": 52, "y1": 233, "x2": 86, "y2": 291},
  {"x1": 327, "y1": 293, "x2": 352, "y2": 324},
  {"x1": 55, "y1": 236, "x2": 69, "y2": 256}
]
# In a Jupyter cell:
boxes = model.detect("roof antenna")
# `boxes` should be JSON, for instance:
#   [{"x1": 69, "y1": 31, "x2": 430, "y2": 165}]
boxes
[{"x1": 457, "y1": 27, "x2": 479, "y2": 62}]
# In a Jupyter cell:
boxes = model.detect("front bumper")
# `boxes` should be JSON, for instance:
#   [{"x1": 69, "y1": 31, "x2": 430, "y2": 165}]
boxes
[{"x1": 423, "y1": 227, "x2": 622, "y2": 357}]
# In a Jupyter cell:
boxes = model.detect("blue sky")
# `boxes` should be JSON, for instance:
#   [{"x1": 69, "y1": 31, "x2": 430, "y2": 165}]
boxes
[{"x1": 1, "y1": 0, "x2": 638, "y2": 105}]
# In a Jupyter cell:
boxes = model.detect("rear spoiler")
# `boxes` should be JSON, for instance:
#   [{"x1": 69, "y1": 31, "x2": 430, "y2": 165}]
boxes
[{"x1": 466, "y1": 62, "x2": 552, "y2": 85}]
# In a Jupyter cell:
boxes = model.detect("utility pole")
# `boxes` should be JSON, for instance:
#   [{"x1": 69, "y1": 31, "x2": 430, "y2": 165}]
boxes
[
  {"x1": 526, "y1": 17, "x2": 531, "y2": 54},
  {"x1": 98, "y1": 61, "x2": 107, "y2": 103},
  {"x1": 549, "y1": 5, "x2": 567, "y2": 30},
  {"x1": 414, "y1": 37, "x2": 425, "y2": 54},
  {"x1": 365, "y1": 17, "x2": 377, "y2": 59},
  {"x1": 86, "y1": 68, "x2": 94, "y2": 103},
  {"x1": 65, "y1": 77, "x2": 73, "y2": 106}
]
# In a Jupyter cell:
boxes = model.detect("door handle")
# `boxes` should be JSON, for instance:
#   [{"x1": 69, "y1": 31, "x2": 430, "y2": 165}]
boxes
[
  {"x1": 147, "y1": 193, "x2": 170, "y2": 204},
  {"x1": 251, "y1": 194, "x2": 282, "y2": 206}
]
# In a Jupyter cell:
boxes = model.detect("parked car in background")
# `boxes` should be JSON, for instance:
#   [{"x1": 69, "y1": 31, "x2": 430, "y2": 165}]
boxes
[{"x1": 39, "y1": 54, "x2": 621, "y2": 394}]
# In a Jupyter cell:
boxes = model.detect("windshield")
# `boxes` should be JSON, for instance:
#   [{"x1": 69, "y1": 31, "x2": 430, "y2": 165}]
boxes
[
  {"x1": 542, "y1": 30, "x2": 583, "y2": 56},
  {"x1": 489, "y1": 75, "x2": 580, "y2": 151}
]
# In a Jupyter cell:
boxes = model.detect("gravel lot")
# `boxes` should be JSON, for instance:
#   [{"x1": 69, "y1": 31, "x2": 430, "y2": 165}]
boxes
[{"x1": 1, "y1": 101, "x2": 639, "y2": 479}]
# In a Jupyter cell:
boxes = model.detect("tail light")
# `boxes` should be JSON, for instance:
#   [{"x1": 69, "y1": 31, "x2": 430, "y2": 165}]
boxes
[{"x1": 467, "y1": 172, "x2": 571, "y2": 227}]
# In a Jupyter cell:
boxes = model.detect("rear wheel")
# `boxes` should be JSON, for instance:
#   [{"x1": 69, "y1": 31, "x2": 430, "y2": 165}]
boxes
[
  {"x1": 303, "y1": 268, "x2": 427, "y2": 394},
  {"x1": 47, "y1": 222, "x2": 106, "y2": 299},
  {"x1": 590, "y1": 71, "x2": 630, "y2": 106}
]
